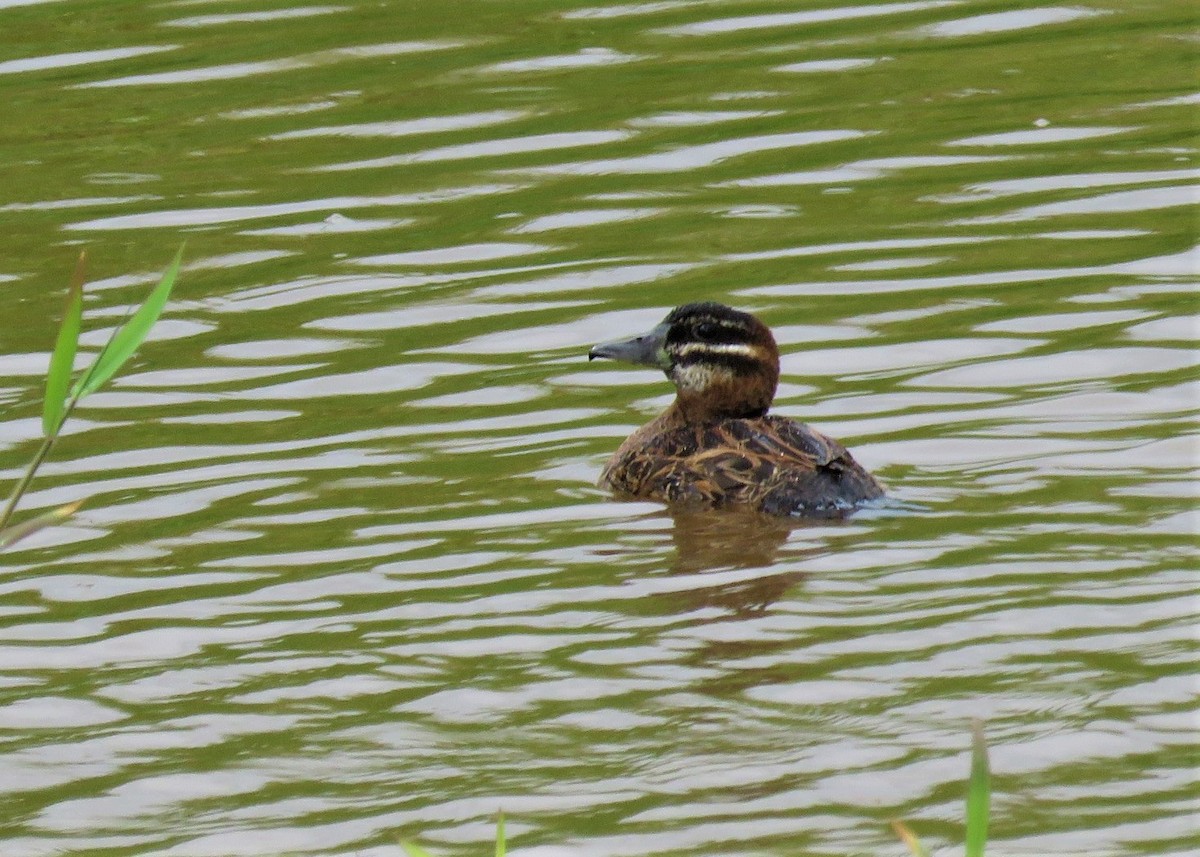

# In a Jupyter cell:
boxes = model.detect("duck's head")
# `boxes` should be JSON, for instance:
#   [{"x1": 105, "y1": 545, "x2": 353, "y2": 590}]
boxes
[{"x1": 589, "y1": 301, "x2": 780, "y2": 420}]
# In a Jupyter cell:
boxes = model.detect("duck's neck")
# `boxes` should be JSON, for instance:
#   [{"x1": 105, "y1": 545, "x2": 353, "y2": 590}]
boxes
[
  {"x1": 665, "y1": 360, "x2": 778, "y2": 423},
  {"x1": 667, "y1": 390, "x2": 771, "y2": 424}
]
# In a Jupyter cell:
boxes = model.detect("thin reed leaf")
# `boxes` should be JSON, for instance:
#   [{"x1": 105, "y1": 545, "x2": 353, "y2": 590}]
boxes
[
  {"x1": 0, "y1": 499, "x2": 83, "y2": 549},
  {"x1": 965, "y1": 718, "x2": 990, "y2": 857},
  {"x1": 399, "y1": 842, "x2": 436, "y2": 857},
  {"x1": 72, "y1": 244, "x2": 183, "y2": 399},
  {"x1": 43, "y1": 251, "x2": 86, "y2": 436},
  {"x1": 890, "y1": 820, "x2": 932, "y2": 857},
  {"x1": 0, "y1": 435, "x2": 55, "y2": 533},
  {"x1": 71, "y1": 301, "x2": 133, "y2": 407},
  {"x1": 495, "y1": 811, "x2": 506, "y2": 857}
]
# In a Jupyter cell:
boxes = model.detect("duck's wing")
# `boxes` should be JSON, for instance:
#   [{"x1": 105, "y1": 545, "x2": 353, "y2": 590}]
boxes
[
  {"x1": 738, "y1": 416, "x2": 885, "y2": 515},
  {"x1": 723, "y1": 415, "x2": 849, "y2": 467}
]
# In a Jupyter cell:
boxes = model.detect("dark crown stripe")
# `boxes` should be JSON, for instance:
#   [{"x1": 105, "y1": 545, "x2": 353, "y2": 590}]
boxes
[
  {"x1": 697, "y1": 319, "x2": 754, "y2": 345},
  {"x1": 666, "y1": 318, "x2": 761, "y2": 347},
  {"x1": 666, "y1": 301, "x2": 754, "y2": 325}
]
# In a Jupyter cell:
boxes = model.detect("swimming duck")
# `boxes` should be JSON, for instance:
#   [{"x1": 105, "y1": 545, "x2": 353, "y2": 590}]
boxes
[{"x1": 588, "y1": 302, "x2": 884, "y2": 517}]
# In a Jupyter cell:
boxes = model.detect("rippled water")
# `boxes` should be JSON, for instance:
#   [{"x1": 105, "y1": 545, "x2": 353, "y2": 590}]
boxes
[{"x1": 0, "y1": 2, "x2": 1196, "y2": 855}]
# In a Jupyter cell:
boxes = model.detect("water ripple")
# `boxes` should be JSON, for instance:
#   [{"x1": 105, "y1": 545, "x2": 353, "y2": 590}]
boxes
[{"x1": 0, "y1": 1, "x2": 1194, "y2": 854}]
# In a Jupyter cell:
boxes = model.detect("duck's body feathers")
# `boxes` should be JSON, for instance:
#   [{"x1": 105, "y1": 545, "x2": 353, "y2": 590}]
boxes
[{"x1": 600, "y1": 414, "x2": 883, "y2": 518}]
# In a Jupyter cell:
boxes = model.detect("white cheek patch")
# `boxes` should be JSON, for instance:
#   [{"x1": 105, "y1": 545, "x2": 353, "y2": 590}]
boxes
[{"x1": 672, "y1": 362, "x2": 737, "y2": 392}]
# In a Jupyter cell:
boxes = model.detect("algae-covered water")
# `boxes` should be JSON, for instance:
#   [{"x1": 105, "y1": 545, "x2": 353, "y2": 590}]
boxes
[{"x1": 0, "y1": 2, "x2": 1196, "y2": 855}]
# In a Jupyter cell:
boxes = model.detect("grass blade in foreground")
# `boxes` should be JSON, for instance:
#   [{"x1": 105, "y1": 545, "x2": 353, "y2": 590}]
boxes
[
  {"x1": 43, "y1": 250, "x2": 86, "y2": 436},
  {"x1": 965, "y1": 718, "x2": 990, "y2": 857},
  {"x1": 891, "y1": 819, "x2": 932, "y2": 857},
  {"x1": 72, "y1": 243, "x2": 183, "y2": 399},
  {"x1": 892, "y1": 722, "x2": 992, "y2": 856},
  {"x1": 1, "y1": 245, "x2": 184, "y2": 550},
  {"x1": 0, "y1": 499, "x2": 84, "y2": 549}
]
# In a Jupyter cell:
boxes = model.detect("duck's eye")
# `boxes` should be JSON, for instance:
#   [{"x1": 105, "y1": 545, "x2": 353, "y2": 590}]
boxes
[{"x1": 695, "y1": 322, "x2": 718, "y2": 341}]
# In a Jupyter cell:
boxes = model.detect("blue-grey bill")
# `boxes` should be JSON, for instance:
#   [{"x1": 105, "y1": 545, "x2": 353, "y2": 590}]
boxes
[{"x1": 588, "y1": 322, "x2": 669, "y2": 368}]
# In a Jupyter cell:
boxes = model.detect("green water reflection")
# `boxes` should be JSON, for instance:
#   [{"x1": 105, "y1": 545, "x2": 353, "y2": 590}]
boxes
[{"x1": 0, "y1": 1, "x2": 1195, "y2": 855}]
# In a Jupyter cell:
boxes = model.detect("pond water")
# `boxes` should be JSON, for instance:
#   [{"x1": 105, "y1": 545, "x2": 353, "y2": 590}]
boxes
[{"x1": 0, "y1": 1, "x2": 1196, "y2": 855}]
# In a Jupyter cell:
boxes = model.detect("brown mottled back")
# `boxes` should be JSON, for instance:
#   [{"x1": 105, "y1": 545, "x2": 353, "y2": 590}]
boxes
[{"x1": 600, "y1": 414, "x2": 884, "y2": 518}]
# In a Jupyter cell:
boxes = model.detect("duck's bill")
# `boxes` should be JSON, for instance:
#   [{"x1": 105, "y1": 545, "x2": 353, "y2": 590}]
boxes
[{"x1": 588, "y1": 322, "x2": 670, "y2": 368}]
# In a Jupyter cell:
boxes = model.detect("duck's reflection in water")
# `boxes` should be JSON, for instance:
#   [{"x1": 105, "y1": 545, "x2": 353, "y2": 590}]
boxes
[{"x1": 662, "y1": 508, "x2": 810, "y2": 614}]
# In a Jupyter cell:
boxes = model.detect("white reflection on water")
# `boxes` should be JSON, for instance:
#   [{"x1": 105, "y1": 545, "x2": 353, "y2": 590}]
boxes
[
  {"x1": 773, "y1": 58, "x2": 884, "y2": 73},
  {"x1": 207, "y1": 339, "x2": 359, "y2": 360},
  {"x1": 910, "y1": 347, "x2": 1199, "y2": 388},
  {"x1": 724, "y1": 234, "x2": 1004, "y2": 261},
  {"x1": 118, "y1": 365, "x2": 323, "y2": 388},
  {"x1": 921, "y1": 6, "x2": 1104, "y2": 37},
  {"x1": 975, "y1": 310, "x2": 1154, "y2": 334},
  {"x1": 1125, "y1": 317, "x2": 1196, "y2": 342},
  {"x1": 947, "y1": 125, "x2": 1135, "y2": 146},
  {"x1": 720, "y1": 154, "x2": 1009, "y2": 187},
  {"x1": 311, "y1": 130, "x2": 635, "y2": 172},
  {"x1": 1124, "y1": 92, "x2": 1200, "y2": 109},
  {"x1": 508, "y1": 207, "x2": 664, "y2": 233},
  {"x1": 0, "y1": 45, "x2": 176, "y2": 75},
  {"x1": 1, "y1": 0, "x2": 1196, "y2": 853},
  {"x1": 77, "y1": 251, "x2": 293, "y2": 295},
  {"x1": 654, "y1": 1, "x2": 958, "y2": 36},
  {"x1": 219, "y1": 98, "x2": 343, "y2": 120},
  {"x1": 161, "y1": 5, "x2": 348, "y2": 28},
  {"x1": 467, "y1": 262, "x2": 700, "y2": 298},
  {"x1": 510, "y1": 129, "x2": 870, "y2": 175},
  {"x1": 447, "y1": 310, "x2": 672, "y2": 355},
  {"x1": 627, "y1": 110, "x2": 779, "y2": 127},
  {"x1": 0, "y1": 195, "x2": 160, "y2": 212},
  {"x1": 563, "y1": 1, "x2": 696, "y2": 20},
  {"x1": 785, "y1": 338, "x2": 1040, "y2": 376},
  {"x1": 311, "y1": 300, "x2": 587, "y2": 333},
  {"x1": 480, "y1": 47, "x2": 641, "y2": 73},
  {"x1": 0, "y1": 0, "x2": 66, "y2": 8},
  {"x1": 0, "y1": 696, "x2": 124, "y2": 728},
  {"x1": 930, "y1": 167, "x2": 1199, "y2": 201},
  {"x1": 963, "y1": 184, "x2": 1200, "y2": 223},
  {"x1": 743, "y1": 247, "x2": 1199, "y2": 295},
  {"x1": 352, "y1": 242, "x2": 553, "y2": 266},
  {"x1": 64, "y1": 185, "x2": 520, "y2": 230},
  {"x1": 243, "y1": 363, "x2": 481, "y2": 400},
  {"x1": 73, "y1": 40, "x2": 466, "y2": 88},
  {"x1": 240, "y1": 215, "x2": 413, "y2": 236},
  {"x1": 832, "y1": 256, "x2": 945, "y2": 271},
  {"x1": 266, "y1": 109, "x2": 528, "y2": 140}
]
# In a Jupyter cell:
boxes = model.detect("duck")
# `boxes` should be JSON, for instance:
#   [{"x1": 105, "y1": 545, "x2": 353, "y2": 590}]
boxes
[{"x1": 588, "y1": 301, "x2": 884, "y2": 518}]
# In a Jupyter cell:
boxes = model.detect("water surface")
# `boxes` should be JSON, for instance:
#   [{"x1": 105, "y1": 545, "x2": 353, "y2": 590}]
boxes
[{"x1": 0, "y1": 1, "x2": 1196, "y2": 855}]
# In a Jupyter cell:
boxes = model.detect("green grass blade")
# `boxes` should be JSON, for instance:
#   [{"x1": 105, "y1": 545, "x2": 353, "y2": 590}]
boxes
[
  {"x1": 72, "y1": 244, "x2": 183, "y2": 400},
  {"x1": 965, "y1": 718, "x2": 991, "y2": 857},
  {"x1": 0, "y1": 499, "x2": 83, "y2": 550},
  {"x1": 495, "y1": 811, "x2": 506, "y2": 857},
  {"x1": 890, "y1": 820, "x2": 932, "y2": 857},
  {"x1": 398, "y1": 842, "x2": 436, "y2": 857},
  {"x1": 0, "y1": 435, "x2": 56, "y2": 532},
  {"x1": 70, "y1": 301, "x2": 133, "y2": 406},
  {"x1": 43, "y1": 251, "x2": 86, "y2": 436}
]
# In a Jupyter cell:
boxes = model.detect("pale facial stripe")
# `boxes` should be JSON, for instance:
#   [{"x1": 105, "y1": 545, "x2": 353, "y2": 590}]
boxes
[{"x1": 672, "y1": 341, "x2": 767, "y2": 361}]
